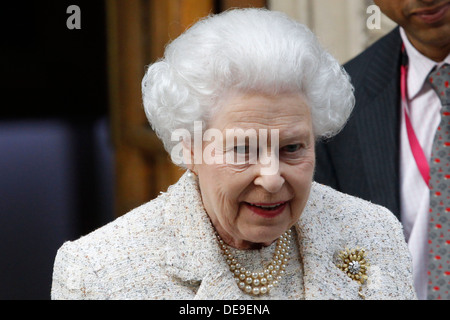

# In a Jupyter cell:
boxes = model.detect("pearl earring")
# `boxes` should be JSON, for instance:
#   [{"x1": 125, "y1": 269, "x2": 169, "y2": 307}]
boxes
[{"x1": 186, "y1": 169, "x2": 196, "y2": 181}]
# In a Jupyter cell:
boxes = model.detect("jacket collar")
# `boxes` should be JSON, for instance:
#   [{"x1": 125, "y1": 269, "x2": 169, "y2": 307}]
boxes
[
  {"x1": 163, "y1": 174, "x2": 364, "y2": 299},
  {"x1": 162, "y1": 173, "x2": 244, "y2": 299},
  {"x1": 294, "y1": 192, "x2": 363, "y2": 299},
  {"x1": 349, "y1": 27, "x2": 403, "y2": 218}
]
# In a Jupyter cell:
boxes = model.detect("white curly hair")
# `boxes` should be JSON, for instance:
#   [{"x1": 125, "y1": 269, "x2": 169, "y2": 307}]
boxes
[{"x1": 142, "y1": 8, "x2": 354, "y2": 165}]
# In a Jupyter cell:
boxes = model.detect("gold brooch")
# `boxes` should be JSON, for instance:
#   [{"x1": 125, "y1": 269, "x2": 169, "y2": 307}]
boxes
[{"x1": 336, "y1": 247, "x2": 369, "y2": 284}]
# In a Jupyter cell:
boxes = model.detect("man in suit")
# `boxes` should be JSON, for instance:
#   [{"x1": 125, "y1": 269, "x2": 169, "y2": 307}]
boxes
[{"x1": 315, "y1": 0, "x2": 450, "y2": 300}]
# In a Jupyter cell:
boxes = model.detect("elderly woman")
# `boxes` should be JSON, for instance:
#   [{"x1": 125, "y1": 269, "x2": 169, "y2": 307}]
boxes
[{"x1": 51, "y1": 8, "x2": 416, "y2": 299}]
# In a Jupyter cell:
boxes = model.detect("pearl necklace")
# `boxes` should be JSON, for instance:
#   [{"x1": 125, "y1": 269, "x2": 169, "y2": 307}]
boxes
[{"x1": 216, "y1": 229, "x2": 292, "y2": 296}]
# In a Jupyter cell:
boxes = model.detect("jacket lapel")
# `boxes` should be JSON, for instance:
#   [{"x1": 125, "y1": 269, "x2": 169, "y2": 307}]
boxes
[
  {"x1": 351, "y1": 28, "x2": 403, "y2": 218},
  {"x1": 194, "y1": 268, "x2": 246, "y2": 300},
  {"x1": 163, "y1": 173, "x2": 245, "y2": 299},
  {"x1": 295, "y1": 189, "x2": 362, "y2": 300}
]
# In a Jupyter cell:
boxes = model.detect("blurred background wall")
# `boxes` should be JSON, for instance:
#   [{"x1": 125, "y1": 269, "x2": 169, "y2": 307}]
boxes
[
  {"x1": 0, "y1": 0, "x2": 396, "y2": 299},
  {"x1": 270, "y1": 0, "x2": 396, "y2": 64}
]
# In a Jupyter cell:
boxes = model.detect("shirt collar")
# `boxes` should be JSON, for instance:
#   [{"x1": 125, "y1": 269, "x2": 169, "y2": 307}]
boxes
[{"x1": 400, "y1": 27, "x2": 450, "y2": 100}]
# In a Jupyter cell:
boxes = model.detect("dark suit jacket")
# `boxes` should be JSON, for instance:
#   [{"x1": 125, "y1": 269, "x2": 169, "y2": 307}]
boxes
[{"x1": 314, "y1": 27, "x2": 403, "y2": 219}]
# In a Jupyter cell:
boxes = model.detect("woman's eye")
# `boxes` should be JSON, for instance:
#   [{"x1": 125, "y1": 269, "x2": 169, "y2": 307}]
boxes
[{"x1": 282, "y1": 144, "x2": 301, "y2": 153}]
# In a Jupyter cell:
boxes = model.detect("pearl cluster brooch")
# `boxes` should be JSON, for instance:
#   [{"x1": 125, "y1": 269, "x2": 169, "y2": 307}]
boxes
[
  {"x1": 336, "y1": 247, "x2": 369, "y2": 284},
  {"x1": 216, "y1": 229, "x2": 292, "y2": 296}
]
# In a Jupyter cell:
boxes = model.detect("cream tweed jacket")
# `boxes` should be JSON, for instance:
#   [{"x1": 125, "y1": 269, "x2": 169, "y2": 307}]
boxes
[{"x1": 51, "y1": 173, "x2": 417, "y2": 300}]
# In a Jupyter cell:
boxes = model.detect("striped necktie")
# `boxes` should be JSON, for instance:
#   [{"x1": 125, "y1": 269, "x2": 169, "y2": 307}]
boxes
[{"x1": 427, "y1": 63, "x2": 450, "y2": 300}]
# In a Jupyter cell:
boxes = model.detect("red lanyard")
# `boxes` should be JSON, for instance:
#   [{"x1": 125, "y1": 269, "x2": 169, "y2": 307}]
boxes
[{"x1": 400, "y1": 44, "x2": 430, "y2": 186}]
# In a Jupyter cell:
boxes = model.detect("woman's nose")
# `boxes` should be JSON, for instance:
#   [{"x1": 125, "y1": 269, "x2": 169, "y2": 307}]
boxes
[{"x1": 253, "y1": 169, "x2": 285, "y2": 193}]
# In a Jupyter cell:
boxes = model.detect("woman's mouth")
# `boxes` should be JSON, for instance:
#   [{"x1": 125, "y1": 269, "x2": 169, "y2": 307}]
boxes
[
  {"x1": 411, "y1": 2, "x2": 450, "y2": 24},
  {"x1": 244, "y1": 201, "x2": 288, "y2": 218}
]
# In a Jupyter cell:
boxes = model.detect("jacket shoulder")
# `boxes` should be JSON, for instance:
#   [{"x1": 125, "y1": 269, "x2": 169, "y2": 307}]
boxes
[
  {"x1": 305, "y1": 182, "x2": 407, "y2": 252},
  {"x1": 304, "y1": 183, "x2": 416, "y2": 299},
  {"x1": 344, "y1": 27, "x2": 401, "y2": 89},
  {"x1": 51, "y1": 193, "x2": 170, "y2": 299},
  {"x1": 309, "y1": 182, "x2": 400, "y2": 226},
  {"x1": 344, "y1": 27, "x2": 401, "y2": 70}
]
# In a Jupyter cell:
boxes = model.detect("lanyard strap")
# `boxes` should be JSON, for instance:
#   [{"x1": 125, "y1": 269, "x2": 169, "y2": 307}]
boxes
[{"x1": 400, "y1": 44, "x2": 430, "y2": 185}]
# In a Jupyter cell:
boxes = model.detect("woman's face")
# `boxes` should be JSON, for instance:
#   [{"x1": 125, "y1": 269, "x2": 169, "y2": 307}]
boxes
[{"x1": 190, "y1": 92, "x2": 315, "y2": 249}]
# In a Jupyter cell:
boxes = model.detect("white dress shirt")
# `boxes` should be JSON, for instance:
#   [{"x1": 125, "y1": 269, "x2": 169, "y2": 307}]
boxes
[{"x1": 399, "y1": 27, "x2": 450, "y2": 300}]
